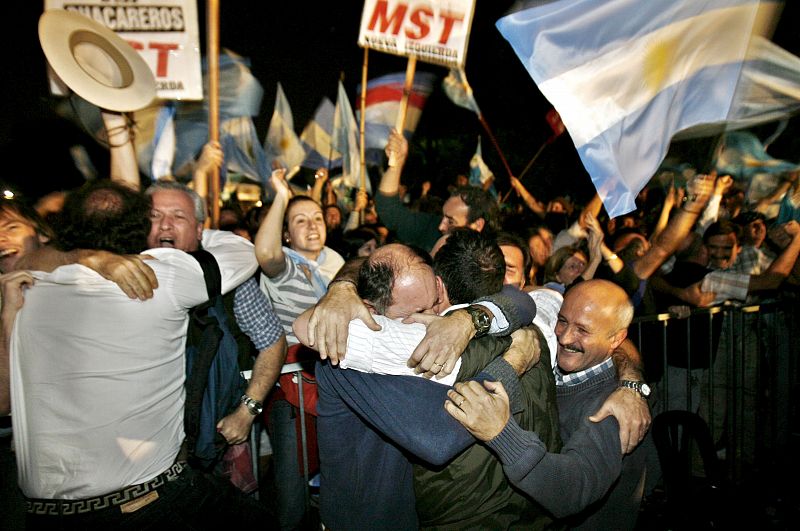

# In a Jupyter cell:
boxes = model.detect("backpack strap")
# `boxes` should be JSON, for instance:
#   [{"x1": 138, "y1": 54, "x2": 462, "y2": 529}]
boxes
[
  {"x1": 189, "y1": 249, "x2": 222, "y2": 299},
  {"x1": 183, "y1": 250, "x2": 224, "y2": 462}
]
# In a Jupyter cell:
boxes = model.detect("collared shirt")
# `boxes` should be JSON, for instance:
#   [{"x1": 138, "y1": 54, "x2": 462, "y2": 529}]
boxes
[
  {"x1": 340, "y1": 302, "x2": 510, "y2": 387},
  {"x1": 555, "y1": 357, "x2": 615, "y2": 387},
  {"x1": 10, "y1": 231, "x2": 257, "y2": 500}
]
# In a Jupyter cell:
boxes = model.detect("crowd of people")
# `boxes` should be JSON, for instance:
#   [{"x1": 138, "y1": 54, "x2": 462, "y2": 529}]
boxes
[{"x1": 1, "y1": 110, "x2": 799, "y2": 531}]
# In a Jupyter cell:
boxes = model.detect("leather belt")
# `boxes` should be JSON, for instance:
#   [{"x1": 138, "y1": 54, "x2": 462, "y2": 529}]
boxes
[{"x1": 25, "y1": 462, "x2": 186, "y2": 516}]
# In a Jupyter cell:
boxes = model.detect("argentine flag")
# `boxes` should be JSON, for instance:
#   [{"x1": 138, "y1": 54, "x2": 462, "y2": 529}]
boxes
[{"x1": 497, "y1": 0, "x2": 778, "y2": 217}]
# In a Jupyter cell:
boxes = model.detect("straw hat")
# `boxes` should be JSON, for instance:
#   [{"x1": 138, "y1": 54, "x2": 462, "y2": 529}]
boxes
[{"x1": 38, "y1": 10, "x2": 156, "y2": 112}]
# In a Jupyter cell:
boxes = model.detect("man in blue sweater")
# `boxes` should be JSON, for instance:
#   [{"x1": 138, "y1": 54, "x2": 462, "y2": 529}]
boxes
[{"x1": 447, "y1": 279, "x2": 648, "y2": 530}]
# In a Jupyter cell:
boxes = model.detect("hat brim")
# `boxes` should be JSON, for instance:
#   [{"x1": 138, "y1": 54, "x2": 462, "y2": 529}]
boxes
[{"x1": 39, "y1": 10, "x2": 156, "y2": 112}]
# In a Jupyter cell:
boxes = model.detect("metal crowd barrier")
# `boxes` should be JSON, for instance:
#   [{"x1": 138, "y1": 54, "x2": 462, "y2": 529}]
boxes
[{"x1": 630, "y1": 297, "x2": 799, "y2": 483}]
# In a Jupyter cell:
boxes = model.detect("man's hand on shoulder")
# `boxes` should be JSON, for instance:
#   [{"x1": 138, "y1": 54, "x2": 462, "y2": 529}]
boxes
[
  {"x1": 307, "y1": 280, "x2": 380, "y2": 364},
  {"x1": 0, "y1": 271, "x2": 35, "y2": 318},
  {"x1": 79, "y1": 250, "x2": 158, "y2": 300},
  {"x1": 589, "y1": 386, "x2": 651, "y2": 454},
  {"x1": 403, "y1": 310, "x2": 474, "y2": 379},
  {"x1": 503, "y1": 326, "x2": 542, "y2": 376}
]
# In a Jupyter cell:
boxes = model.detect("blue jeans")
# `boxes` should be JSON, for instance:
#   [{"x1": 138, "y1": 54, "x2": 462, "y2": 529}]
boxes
[{"x1": 25, "y1": 466, "x2": 273, "y2": 530}]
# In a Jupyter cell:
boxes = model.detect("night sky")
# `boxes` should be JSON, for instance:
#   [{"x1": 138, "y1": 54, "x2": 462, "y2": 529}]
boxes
[{"x1": 3, "y1": 1, "x2": 800, "y2": 206}]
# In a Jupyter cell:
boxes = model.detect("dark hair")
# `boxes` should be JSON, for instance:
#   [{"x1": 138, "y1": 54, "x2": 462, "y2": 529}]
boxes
[
  {"x1": 357, "y1": 244, "x2": 432, "y2": 314},
  {"x1": 284, "y1": 196, "x2": 323, "y2": 231},
  {"x1": 732, "y1": 210, "x2": 767, "y2": 227},
  {"x1": 0, "y1": 200, "x2": 54, "y2": 241},
  {"x1": 56, "y1": 180, "x2": 152, "y2": 255},
  {"x1": 449, "y1": 186, "x2": 499, "y2": 231},
  {"x1": 703, "y1": 220, "x2": 741, "y2": 245},
  {"x1": 433, "y1": 228, "x2": 505, "y2": 305},
  {"x1": 543, "y1": 245, "x2": 585, "y2": 284},
  {"x1": 341, "y1": 227, "x2": 380, "y2": 260},
  {"x1": 495, "y1": 231, "x2": 531, "y2": 285}
]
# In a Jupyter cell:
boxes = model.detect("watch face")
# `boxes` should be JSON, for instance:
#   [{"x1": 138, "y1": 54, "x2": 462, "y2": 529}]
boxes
[{"x1": 641, "y1": 383, "x2": 651, "y2": 396}]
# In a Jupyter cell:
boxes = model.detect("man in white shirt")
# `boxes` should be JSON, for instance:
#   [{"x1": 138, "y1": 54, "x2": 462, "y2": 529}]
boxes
[{"x1": 0, "y1": 180, "x2": 267, "y2": 528}]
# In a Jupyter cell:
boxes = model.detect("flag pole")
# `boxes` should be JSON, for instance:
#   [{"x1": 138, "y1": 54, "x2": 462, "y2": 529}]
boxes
[
  {"x1": 389, "y1": 57, "x2": 417, "y2": 167},
  {"x1": 359, "y1": 48, "x2": 369, "y2": 224},
  {"x1": 206, "y1": 0, "x2": 221, "y2": 229},
  {"x1": 477, "y1": 113, "x2": 514, "y2": 182}
]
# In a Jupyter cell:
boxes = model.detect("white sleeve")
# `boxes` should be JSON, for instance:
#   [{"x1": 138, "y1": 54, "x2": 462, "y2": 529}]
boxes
[
  {"x1": 201, "y1": 229, "x2": 258, "y2": 294},
  {"x1": 341, "y1": 315, "x2": 460, "y2": 386}
]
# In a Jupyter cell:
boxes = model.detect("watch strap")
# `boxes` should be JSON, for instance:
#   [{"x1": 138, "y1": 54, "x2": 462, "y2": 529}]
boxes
[{"x1": 240, "y1": 394, "x2": 263, "y2": 415}]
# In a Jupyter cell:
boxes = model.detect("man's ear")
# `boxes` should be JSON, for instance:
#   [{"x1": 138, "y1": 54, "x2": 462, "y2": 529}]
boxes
[
  {"x1": 37, "y1": 233, "x2": 50, "y2": 245},
  {"x1": 362, "y1": 299, "x2": 378, "y2": 315},
  {"x1": 435, "y1": 275, "x2": 448, "y2": 307},
  {"x1": 195, "y1": 222, "x2": 204, "y2": 242},
  {"x1": 610, "y1": 328, "x2": 628, "y2": 352},
  {"x1": 469, "y1": 217, "x2": 486, "y2": 232}
]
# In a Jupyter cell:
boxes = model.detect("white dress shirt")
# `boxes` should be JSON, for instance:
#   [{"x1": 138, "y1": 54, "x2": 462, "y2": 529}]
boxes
[{"x1": 10, "y1": 231, "x2": 256, "y2": 499}]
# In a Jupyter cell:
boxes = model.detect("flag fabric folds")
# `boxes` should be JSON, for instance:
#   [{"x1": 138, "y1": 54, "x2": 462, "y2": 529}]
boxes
[
  {"x1": 356, "y1": 71, "x2": 437, "y2": 152},
  {"x1": 443, "y1": 68, "x2": 481, "y2": 115},
  {"x1": 469, "y1": 136, "x2": 498, "y2": 198},
  {"x1": 300, "y1": 97, "x2": 343, "y2": 171},
  {"x1": 264, "y1": 83, "x2": 307, "y2": 171},
  {"x1": 675, "y1": 35, "x2": 800, "y2": 140},
  {"x1": 333, "y1": 81, "x2": 365, "y2": 192},
  {"x1": 497, "y1": 0, "x2": 774, "y2": 218}
]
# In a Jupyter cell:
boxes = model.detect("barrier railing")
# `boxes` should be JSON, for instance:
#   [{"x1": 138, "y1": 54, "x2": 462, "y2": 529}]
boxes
[{"x1": 630, "y1": 297, "x2": 799, "y2": 482}]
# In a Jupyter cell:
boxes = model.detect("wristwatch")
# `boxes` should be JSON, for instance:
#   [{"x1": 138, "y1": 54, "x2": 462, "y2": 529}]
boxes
[
  {"x1": 463, "y1": 305, "x2": 492, "y2": 338},
  {"x1": 240, "y1": 394, "x2": 263, "y2": 416},
  {"x1": 619, "y1": 380, "x2": 651, "y2": 400}
]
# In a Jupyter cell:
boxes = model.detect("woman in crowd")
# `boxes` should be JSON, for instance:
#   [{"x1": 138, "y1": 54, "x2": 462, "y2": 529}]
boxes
[{"x1": 254, "y1": 168, "x2": 344, "y2": 531}]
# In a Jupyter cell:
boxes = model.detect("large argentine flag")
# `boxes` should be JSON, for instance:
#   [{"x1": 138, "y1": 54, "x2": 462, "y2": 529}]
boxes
[{"x1": 497, "y1": 0, "x2": 777, "y2": 217}]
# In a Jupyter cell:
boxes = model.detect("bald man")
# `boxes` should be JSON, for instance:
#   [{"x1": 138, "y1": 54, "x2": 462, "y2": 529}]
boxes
[{"x1": 447, "y1": 280, "x2": 647, "y2": 531}]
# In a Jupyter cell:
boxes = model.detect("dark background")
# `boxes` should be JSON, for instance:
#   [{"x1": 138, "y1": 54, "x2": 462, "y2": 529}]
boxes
[{"x1": 2, "y1": 1, "x2": 800, "y2": 206}]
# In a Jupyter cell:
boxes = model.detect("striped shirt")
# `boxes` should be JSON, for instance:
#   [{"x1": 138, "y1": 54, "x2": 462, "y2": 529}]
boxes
[{"x1": 260, "y1": 246, "x2": 344, "y2": 345}]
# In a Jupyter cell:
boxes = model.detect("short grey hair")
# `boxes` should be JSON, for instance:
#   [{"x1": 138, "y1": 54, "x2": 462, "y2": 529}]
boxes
[{"x1": 144, "y1": 180, "x2": 206, "y2": 223}]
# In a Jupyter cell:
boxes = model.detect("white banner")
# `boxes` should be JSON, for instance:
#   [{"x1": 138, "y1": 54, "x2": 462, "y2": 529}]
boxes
[
  {"x1": 44, "y1": 0, "x2": 202, "y2": 101},
  {"x1": 358, "y1": 0, "x2": 476, "y2": 68}
]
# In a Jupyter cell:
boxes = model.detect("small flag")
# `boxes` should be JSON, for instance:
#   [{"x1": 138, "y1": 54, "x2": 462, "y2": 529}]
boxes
[
  {"x1": 469, "y1": 136, "x2": 498, "y2": 198},
  {"x1": 442, "y1": 68, "x2": 481, "y2": 115},
  {"x1": 150, "y1": 102, "x2": 176, "y2": 180},
  {"x1": 300, "y1": 97, "x2": 343, "y2": 170},
  {"x1": 333, "y1": 81, "x2": 365, "y2": 192},
  {"x1": 264, "y1": 83, "x2": 307, "y2": 171},
  {"x1": 356, "y1": 71, "x2": 437, "y2": 152},
  {"x1": 220, "y1": 116, "x2": 269, "y2": 185},
  {"x1": 497, "y1": 0, "x2": 777, "y2": 218}
]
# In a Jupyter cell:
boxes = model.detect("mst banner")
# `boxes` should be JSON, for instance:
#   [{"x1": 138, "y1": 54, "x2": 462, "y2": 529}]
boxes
[
  {"x1": 44, "y1": 0, "x2": 202, "y2": 101},
  {"x1": 358, "y1": 0, "x2": 476, "y2": 68}
]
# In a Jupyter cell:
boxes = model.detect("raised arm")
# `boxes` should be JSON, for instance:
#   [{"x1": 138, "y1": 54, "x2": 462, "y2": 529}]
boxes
[
  {"x1": 379, "y1": 128, "x2": 408, "y2": 196},
  {"x1": 747, "y1": 220, "x2": 800, "y2": 292},
  {"x1": 104, "y1": 110, "x2": 140, "y2": 191},
  {"x1": 310, "y1": 168, "x2": 329, "y2": 205},
  {"x1": 509, "y1": 176, "x2": 546, "y2": 218},
  {"x1": 632, "y1": 173, "x2": 715, "y2": 280},
  {"x1": 192, "y1": 141, "x2": 224, "y2": 219},
  {"x1": 254, "y1": 169, "x2": 291, "y2": 278}
]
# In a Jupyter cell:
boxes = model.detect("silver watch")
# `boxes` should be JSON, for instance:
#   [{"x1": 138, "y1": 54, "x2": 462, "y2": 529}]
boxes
[
  {"x1": 240, "y1": 394, "x2": 263, "y2": 415},
  {"x1": 619, "y1": 380, "x2": 651, "y2": 400}
]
